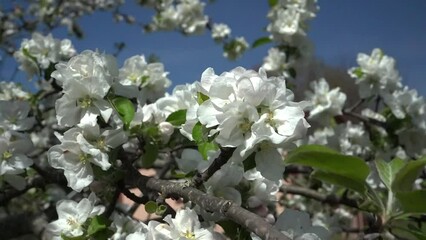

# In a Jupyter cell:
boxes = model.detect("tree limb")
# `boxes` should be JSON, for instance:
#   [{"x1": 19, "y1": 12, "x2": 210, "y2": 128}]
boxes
[
  {"x1": 281, "y1": 185, "x2": 360, "y2": 209},
  {"x1": 144, "y1": 177, "x2": 289, "y2": 240}
]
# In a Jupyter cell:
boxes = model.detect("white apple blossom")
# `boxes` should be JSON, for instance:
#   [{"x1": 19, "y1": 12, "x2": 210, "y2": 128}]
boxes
[
  {"x1": 385, "y1": 87, "x2": 426, "y2": 128},
  {"x1": 47, "y1": 125, "x2": 124, "y2": 191},
  {"x1": 46, "y1": 193, "x2": 105, "y2": 239},
  {"x1": 265, "y1": 209, "x2": 329, "y2": 240},
  {"x1": 0, "y1": 100, "x2": 35, "y2": 131},
  {"x1": 110, "y1": 213, "x2": 148, "y2": 240},
  {"x1": 117, "y1": 55, "x2": 171, "y2": 103},
  {"x1": 148, "y1": 0, "x2": 208, "y2": 35},
  {"x1": 244, "y1": 168, "x2": 281, "y2": 209},
  {"x1": 349, "y1": 48, "x2": 401, "y2": 99},
  {"x1": 223, "y1": 36, "x2": 248, "y2": 60},
  {"x1": 0, "y1": 132, "x2": 33, "y2": 190},
  {"x1": 204, "y1": 161, "x2": 244, "y2": 206},
  {"x1": 14, "y1": 32, "x2": 76, "y2": 78},
  {"x1": 194, "y1": 67, "x2": 309, "y2": 181},
  {"x1": 307, "y1": 127, "x2": 334, "y2": 146},
  {"x1": 267, "y1": 0, "x2": 318, "y2": 43},
  {"x1": 0, "y1": 82, "x2": 31, "y2": 100},
  {"x1": 211, "y1": 23, "x2": 231, "y2": 41},
  {"x1": 262, "y1": 47, "x2": 289, "y2": 75},
  {"x1": 157, "y1": 207, "x2": 215, "y2": 239},
  {"x1": 52, "y1": 50, "x2": 118, "y2": 127},
  {"x1": 305, "y1": 78, "x2": 346, "y2": 120}
]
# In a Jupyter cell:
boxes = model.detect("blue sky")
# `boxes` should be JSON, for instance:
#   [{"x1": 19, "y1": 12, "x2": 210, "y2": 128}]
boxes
[{"x1": 2, "y1": 0, "x2": 426, "y2": 95}]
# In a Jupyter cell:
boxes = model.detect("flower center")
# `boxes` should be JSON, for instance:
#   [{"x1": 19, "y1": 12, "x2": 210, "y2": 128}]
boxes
[
  {"x1": 2, "y1": 150, "x2": 12, "y2": 161},
  {"x1": 66, "y1": 217, "x2": 80, "y2": 230},
  {"x1": 96, "y1": 137, "x2": 107, "y2": 151},
  {"x1": 182, "y1": 230, "x2": 195, "y2": 240},
  {"x1": 78, "y1": 96, "x2": 93, "y2": 109},
  {"x1": 79, "y1": 153, "x2": 91, "y2": 164}
]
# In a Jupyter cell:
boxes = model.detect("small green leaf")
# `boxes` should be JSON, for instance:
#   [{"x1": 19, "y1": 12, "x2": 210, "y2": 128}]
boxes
[
  {"x1": 145, "y1": 201, "x2": 158, "y2": 214},
  {"x1": 392, "y1": 158, "x2": 426, "y2": 192},
  {"x1": 375, "y1": 158, "x2": 405, "y2": 190},
  {"x1": 352, "y1": 67, "x2": 364, "y2": 78},
  {"x1": 268, "y1": 0, "x2": 278, "y2": 7},
  {"x1": 286, "y1": 145, "x2": 370, "y2": 184},
  {"x1": 396, "y1": 190, "x2": 426, "y2": 213},
  {"x1": 142, "y1": 142, "x2": 159, "y2": 168},
  {"x1": 252, "y1": 36, "x2": 272, "y2": 48},
  {"x1": 156, "y1": 204, "x2": 167, "y2": 215},
  {"x1": 87, "y1": 215, "x2": 111, "y2": 236},
  {"x1": 112, "y1": 97, "x2": 135, "y2": 130},
  {"x1": 312, "y1": 170, "x2": 367, "y2": 193},
  {"x1": 198, "y1": 141, "x2": 218, "y2": 160},
  {"x1": 166, "y1": 109, "x2": 187, "y2": 126},
  {"x1": 197, "y1": 92, "x2": 209, "y2": 104},
  {"x1": 243, "y1": 152, "x2": 256, "y2": 171},
  {"x1": 91, "y1": 228, "x2": 114, "y2": 240},
  {"x1": 61, "y1": 234, "x2": 86, "y2": 240},
  {"x1": 192, "y1": 122, "x2": 205, "y2": 143},
  {"x1": 218, "y1": 220, "x2": 252, "y2": 240}
]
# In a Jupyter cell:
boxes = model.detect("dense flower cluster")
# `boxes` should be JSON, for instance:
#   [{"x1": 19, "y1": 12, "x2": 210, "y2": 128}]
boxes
[
  {"x1": 14, "y1": 32, "x2": 76, "y2": 79},
  {"x1": 146, "y1": 0, "x2": 208, "y2": 35}
]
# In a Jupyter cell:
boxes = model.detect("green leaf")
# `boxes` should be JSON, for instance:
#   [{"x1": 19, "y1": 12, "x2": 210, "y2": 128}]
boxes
[
  {"x1": 396, "y1": 190, "x2": 426, "y2": 213},
  {"x1": 142, "y1": 142, "x2": 159, "y2": 168},
  {"x1": 391, "y1": 220, "x2": 426, "y2": 240},
  {"x1": 375, "y1": 158, "x2": 405, "y2": 190},
  {"x1": 166, "y1": 109, "x2": 187, "y2": 126},
  {"x1": 145, "y1": 201, "x2": 158, "y2": 214},
  {"x1": 268, "y1": 0, "x2": 278, "y2": 7},
  {"x1": 312, "y1": 171, "x2": 367, "y2": 193},
  {"x1": 243, "y1": 152, "x2": 256, "y2": 171},
  {"x1": 286, "y1": 145, "x2": 370, "y2": 185},
  {"x1": 87, "y1": 215, "x2": 111, "y2": 236},
  {"x1": 155, "y1": 204, "x2": 167, "y2": 215},
  {"x1": 198, "y1": 141, "x2": 218, "y2": 160},
  {"x1": 112, "y1": 97, "x2": 135, "y2": 130},
  {"x1": 352, "y1": 67, "x2": 364, "y2": 78},
  {"x1": 392, "y1": 158, "x2": 426, "y2": 192},
  {"x1": 192, "y1": 122, "x2": 205, "y2": 143},
  {"x1": 218, "y1": 220, "x2": 252, "y2": 240},
  {"x1": 61, "y1": 234, "x2": 86, "y2": 240},
  {"x1": 91, "y1": 228, "x2": 114, "y2": 240},
  {"x1": 197, "y1": 92, "x2": 209, "y2": 104},
  {"x1": 252, "y1": 36, "x2": 272, "y2": 48}
]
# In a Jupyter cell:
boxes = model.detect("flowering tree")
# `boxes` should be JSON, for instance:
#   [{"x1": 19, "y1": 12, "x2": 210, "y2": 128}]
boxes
[{"x1": 1, "y1": 1, "x2": 426, "y2": 240}]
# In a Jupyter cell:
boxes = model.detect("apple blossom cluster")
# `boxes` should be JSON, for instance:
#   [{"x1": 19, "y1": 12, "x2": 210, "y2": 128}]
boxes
[
  {"x1": 46, "y1": 193, "x2": 105, "y2": 239},
  {"x1": 14, "y1": 32, "x2": 76, "y2": 79},
  {"x1": 305, "y1": 78, "x2": 347, "y2": 121},
  {"x1": 179, "y1": 67, "x2": 311, "y2": 182},
  {"x1": 211, "y1": 23, "x2": 231, "y2": 42},
  {"x1": 349, "y1": 48, "x2": 401, "y2": 100},
  {"x1": 145, "y1": 0, "x2": 208, "y2": 35},
  {"x1": 48, "y1": 124, "x2": 127, "y2": 191},
  {"x1": 308, "y1": 122, "x2": 372, "y2": 158},
  {"x1": 267, "y1": 0, "x2": 318, "y2": 45},
  {"x1": 176, "y1": 149, "x2": 281, "y2": 223},
  {"x1": 0, "y1": 99, "x2": 34, "y2": 190},
  {"x1": 348, "y1": 48, "x2": 426, "y2": 157},
  {"x1": 117, "y1": 55, "x2": 171, "y2": 103},
  {"x1": 222, "y1": 36, "x2": 249, "y2": 60},
  {"x1": 47, "y1": 195, "x2": 216, "y2": 240},
  {"x1": 252, "y1": 209, "x2": 329, "y2": 240}
]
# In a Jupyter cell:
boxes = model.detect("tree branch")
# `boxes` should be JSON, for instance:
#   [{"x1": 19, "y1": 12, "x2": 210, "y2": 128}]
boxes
[
  {"x1": 281, "y1": 185, "x2": 359, "y2": 209},
  {"x1": 192, "y1": 147, "x2": 235, "y2": 188},
  {"x1": 144, "y1": 177, "x2": 289, "y2": 240}
]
